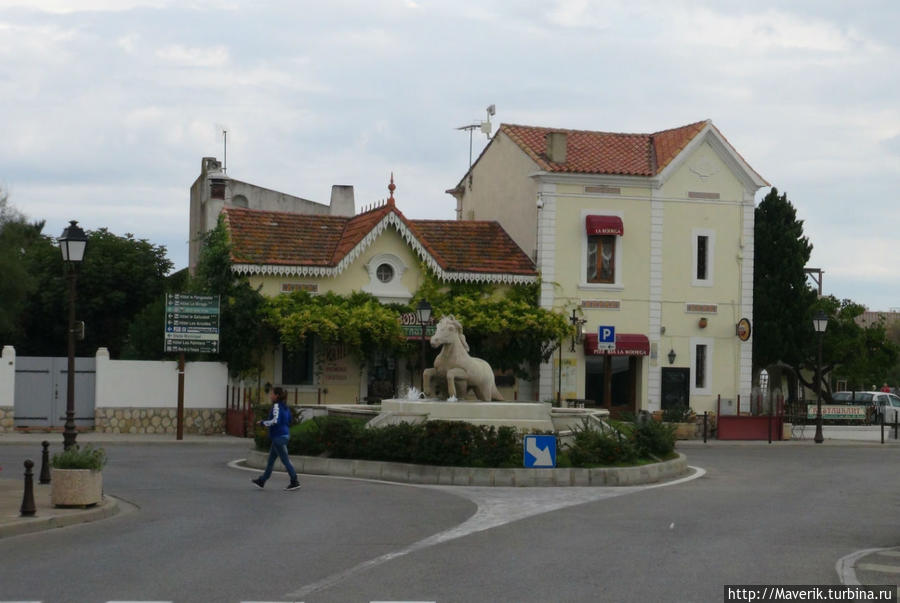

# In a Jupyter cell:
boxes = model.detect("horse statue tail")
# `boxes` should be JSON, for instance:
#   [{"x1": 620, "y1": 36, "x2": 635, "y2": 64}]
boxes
[{"x1": 490, "y1": 382, "x2": 504, "y2": 401}]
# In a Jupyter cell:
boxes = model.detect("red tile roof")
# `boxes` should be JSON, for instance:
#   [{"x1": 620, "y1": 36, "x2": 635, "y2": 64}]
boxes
[
  {"x1": 222, "y1": 203, "x2": 536, "y2": 279},
  {"x1": 499, "y1": 120, "x2": 709, "y2": 176}
]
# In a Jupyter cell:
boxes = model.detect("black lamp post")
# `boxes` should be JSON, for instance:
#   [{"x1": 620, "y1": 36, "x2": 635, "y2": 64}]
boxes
[
  {"x1": 569, "y1": 309, "x2": 586, "y2": 352},
  {"x1": 812, "y1": 310, "x2": 828, "y2": 444},
  {"x1": 58, "y1": 220, "x2": 87, "y2": 450},
  {"x1": 416, "y1": 300, "x2": 432, "y2": 390}
]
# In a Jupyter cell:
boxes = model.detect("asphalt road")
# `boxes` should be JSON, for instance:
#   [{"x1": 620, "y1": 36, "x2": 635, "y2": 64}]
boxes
[{"x1": 1, "y1": 443, "x2": 899, "y2": 603}]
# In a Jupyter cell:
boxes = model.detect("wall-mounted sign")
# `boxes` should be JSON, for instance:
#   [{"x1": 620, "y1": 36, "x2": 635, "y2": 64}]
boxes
[{"x1": 736, "y1": 318, "x2": 752, "y2": 341}]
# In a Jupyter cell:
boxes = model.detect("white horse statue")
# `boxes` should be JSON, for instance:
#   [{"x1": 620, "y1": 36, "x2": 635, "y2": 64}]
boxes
[{"x1": 423, "y1": 315, "x2": 504, "y2": 402}]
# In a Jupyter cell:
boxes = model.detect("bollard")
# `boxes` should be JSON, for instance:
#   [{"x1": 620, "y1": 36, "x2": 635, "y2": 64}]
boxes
[
  {"x1": 20, "y1": 459, "x2": 36, "y2": 517},
  {"x1": 881, "y1": 410, "x2": 885, "y2": 444},
  {"x1": 39, "y1": 441, "x2": 51, "y2": 484},
  {"x1": 703, "y1": 411, "x2": 708, "y2": 443},
  {"x1": 894, "y1": 411, "x2": 899, "y2": 441}
]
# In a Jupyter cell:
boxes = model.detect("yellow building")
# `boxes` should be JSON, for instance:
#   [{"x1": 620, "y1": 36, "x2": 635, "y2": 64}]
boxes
[
  {"x1": 448, "y1": 121, "x2": 768, "y2": 415},
  {"x1": 222, "y1": 182, "x2": 538, "y2": 404}
]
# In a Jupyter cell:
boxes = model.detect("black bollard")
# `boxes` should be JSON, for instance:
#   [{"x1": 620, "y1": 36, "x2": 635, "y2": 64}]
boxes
[
  {"x1": 20, "y1": 459, "x2": 36, "y2": 517},
  {"x1": 894, "y1": 411, "x2": 899, "y2": 441},
  {"x1": 703, "y1": 411, "x2": 708, "y2": 443},
  {"x1": 881, "y1": 410, "x2": 885, "y2": 444},
  {"x1": 39, "y1": 441, "x2": 51, "y2": 484}
]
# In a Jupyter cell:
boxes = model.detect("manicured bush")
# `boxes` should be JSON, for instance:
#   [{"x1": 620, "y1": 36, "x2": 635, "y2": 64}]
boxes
[
  {"x1": 631, "y1": 419, "x2": 676, "y2": 458},
  {"x1": 567, "y1": 428, "x2": 637, "y2": 466}
]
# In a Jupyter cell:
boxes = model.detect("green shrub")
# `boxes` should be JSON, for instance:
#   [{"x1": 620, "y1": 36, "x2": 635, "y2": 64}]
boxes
[
  {"x1": 661, "y1": 405, "x2": 693, "y2": 423},
  {"x1": 632, "y1": 419, "x2": 676, "y2": 458},
  {"x1": 567, "y1": 428, "x2": 637, "y2": 466},
  {"x1": 51, "y1": 444, "x2": 107, "y2": 471}
]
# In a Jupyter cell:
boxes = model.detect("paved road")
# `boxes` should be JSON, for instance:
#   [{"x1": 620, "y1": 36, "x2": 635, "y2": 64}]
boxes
[{"x1": 1, "y1": 443, "x2": 899, "y2": 602}]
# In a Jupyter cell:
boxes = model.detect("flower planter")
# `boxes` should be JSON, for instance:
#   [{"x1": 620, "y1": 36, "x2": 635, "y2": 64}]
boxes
[
  {"x1": 672, "y1": 422, "x2": 697, "y2": 440},
  {"x1": 51, "y1": 468, "x2": 103, "y2": 507}
]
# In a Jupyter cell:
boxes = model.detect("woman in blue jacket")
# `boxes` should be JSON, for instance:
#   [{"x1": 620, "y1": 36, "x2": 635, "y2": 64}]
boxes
[{"x1": 252, "y1": 387, "x2": 300, "y2": 491}]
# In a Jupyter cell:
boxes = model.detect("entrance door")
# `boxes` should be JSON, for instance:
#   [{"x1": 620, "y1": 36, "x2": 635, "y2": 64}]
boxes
[
  {"x1": 585, "y1": 355, "x2": 638, "y2": 418},
  {"x1": 14, "y1": 357, "x2": 96, "y2": 428},
  {"x1": 661, "y1": 367, "x2": 690, "y2": 410}
]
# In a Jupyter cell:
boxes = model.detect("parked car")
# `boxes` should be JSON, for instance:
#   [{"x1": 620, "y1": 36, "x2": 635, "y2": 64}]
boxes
[{"x1": 831, "y1": 391, "x2": 900, "y2": 423}]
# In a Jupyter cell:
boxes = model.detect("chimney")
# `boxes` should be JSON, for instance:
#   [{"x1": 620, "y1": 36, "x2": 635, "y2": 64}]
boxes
[
  {"x1": 329, "y1": 185, "x2": 355, "y2": 216},
  {"x1": 545, "y1": 132, "x2": 567, "y2": 164}
]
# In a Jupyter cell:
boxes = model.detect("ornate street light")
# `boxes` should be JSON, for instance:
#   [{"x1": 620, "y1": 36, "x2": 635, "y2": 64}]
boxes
[
  {"x1": 416, "y1": 300, "x2": 432, "y2": 390},
  {"x1": 58, "y1": 221, "x2": 87, "y2": 450},
  {"x1": 812, "y1": 310, "x2": 828, "y2": 444},
  {"x1": 569, "y1": 309, "x2": 586, "y2": 352}
]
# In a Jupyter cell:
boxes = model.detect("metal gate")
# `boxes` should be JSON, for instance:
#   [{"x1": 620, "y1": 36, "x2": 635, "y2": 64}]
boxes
[
  {"x1": 14, "y1": 357, "x2": 96, "y2": 428},
  {"x1": 226, "y1": 385, "x2": 255, "y2": 438}
]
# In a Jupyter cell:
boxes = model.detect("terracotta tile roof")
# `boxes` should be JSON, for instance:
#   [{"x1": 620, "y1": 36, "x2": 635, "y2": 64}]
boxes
[
  {"x1": 499, "y1": 120, "x2": 709, "y2": 176},
  {"x1": 409, "y1": 220, "x2": 536, "y2": 275},
  {"x1": 222, "y1": 203, "x2": 536, "y2": 279}
]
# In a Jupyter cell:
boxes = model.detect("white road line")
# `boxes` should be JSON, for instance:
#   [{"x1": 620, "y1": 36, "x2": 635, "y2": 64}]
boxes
[
  {"x1": 836, "y1": 547, "x2": 891, "y2": 585},
  {"x1": 857, "y1": 563, "x2": 900, "y2": 574},
  {"x1": 282, "y1": 466, "x2": 706, "y2": 599}
]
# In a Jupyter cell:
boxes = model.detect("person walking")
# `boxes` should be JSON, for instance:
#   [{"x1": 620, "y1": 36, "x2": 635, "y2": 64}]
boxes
[{"x1": 251, "y1": 386, "x2": 301, "y2": 491}]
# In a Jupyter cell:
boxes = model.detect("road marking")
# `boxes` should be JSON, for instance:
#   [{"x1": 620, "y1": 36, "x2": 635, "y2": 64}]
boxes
[
  {"x1": 857, "y1": 563, "x2": 900, "y2": 574},
  {"x1": 836, "y1": 547, "x2": 892, "y2": 585},
  {"x1": 281, "y1": 466, "x2": 705, "y2": 599}
]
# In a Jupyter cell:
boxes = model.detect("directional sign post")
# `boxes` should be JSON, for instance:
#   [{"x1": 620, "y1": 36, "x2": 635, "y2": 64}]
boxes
[
  {"x1": 597, "y1": 325, "x2": 616, "y2": 353},
  {"x1": 524, "y1": 434, "x2": 557, "y2": 468},
  {"x1": 164, "y1": 294, "x2": 220, "y2": 440}
]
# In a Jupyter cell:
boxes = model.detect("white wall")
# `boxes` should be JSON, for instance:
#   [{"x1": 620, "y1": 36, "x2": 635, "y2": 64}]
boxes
[
  {"x1": 0, "y1": 346, "x2": 14, "y2": 407},
  {"x1": 95, "y1": 348, "x2": 228, "y2": 409}
]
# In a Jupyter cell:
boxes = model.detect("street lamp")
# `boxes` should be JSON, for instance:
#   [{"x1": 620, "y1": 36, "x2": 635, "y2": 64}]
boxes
[
  {"x1": 58, "y1": 220, "x2": 87, "y2": 450},
  {"x1": 812, "y1": 310, "x2": 828, "y2": 444},
  {"x1": 416, "y1": 300, "x2": 432, "y2": 390},
  {"x1": 569, "y1": 309, "x2": 586, "y2": 352}
]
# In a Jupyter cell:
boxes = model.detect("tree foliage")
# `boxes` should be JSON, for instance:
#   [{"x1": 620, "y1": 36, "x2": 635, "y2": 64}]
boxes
[
  {"x1": 0, "y1": 191, "x2": 45, "y2": 342},
  {"x1": 752, "y1": 187, "x2": 817, "y2": 373}
]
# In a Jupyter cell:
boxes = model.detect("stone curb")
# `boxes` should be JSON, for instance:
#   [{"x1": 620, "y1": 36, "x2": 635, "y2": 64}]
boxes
[
  {"x1": 245, "y1": 449, "x2": 689, "y2": 487},
  {"x1": 0, "y1": 495, "x2": 120, "y2": 539},
  {"x1": 0, "y1": 434, "x2": 251, "y2": 447}
]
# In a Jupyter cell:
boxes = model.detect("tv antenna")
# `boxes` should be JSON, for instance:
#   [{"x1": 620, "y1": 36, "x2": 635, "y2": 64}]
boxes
[
  {"x1": 215, "y1": 124, "x2": 229, "y2": 173},
  {"x1": 456, "y1": 104, "x2": 495, "y2": 170}
]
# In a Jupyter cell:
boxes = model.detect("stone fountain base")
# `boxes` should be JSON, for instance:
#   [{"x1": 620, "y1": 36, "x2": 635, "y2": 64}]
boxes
[{"x1": 365, "y1": 398, "x2": 609, "y2": 433}]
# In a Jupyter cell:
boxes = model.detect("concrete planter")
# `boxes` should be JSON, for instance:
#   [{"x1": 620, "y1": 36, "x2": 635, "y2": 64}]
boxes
[
  {"x1": 672, "y1": 422, "x2": 697, "y2": 440},
  {"x1": 51, "y1": 468, "x2": 103, "y2": 507}
]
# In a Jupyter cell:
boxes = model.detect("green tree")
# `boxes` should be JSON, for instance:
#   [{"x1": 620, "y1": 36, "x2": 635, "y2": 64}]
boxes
[
  {"x1": 14, "y1": 226, "x2": 172, "y2": 357},
  {"x1": 0, "y1": 191, "x2": 45, "y2": 342},
  {"x1": 191, "y1": 218, "x2": 273, "y2": 377},
  {"x1": 752, "y1": 188, "x2": 817, "y2": 396}
]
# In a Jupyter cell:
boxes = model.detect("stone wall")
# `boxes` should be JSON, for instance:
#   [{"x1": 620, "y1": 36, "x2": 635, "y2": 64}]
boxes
[
  {"x1": 0, "y1": 407, "x2": 13, "y2": 433},
  {"x1": 94, "y1": 407, "x2": 224, "y2": 435}
]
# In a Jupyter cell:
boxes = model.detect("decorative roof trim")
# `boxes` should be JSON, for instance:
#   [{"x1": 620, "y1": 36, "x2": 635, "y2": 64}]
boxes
[{"x1": 231, "y1": 210, "x2": 537, "y2": 285}]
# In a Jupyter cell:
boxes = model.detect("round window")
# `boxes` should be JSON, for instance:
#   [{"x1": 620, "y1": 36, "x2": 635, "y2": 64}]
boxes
[{"x1": 376, "y1": 263, "x2": 394, "y2": 283}]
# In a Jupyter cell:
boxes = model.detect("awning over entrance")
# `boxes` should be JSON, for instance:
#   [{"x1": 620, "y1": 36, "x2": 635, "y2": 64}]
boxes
[
  {"x1": 583, "y1": 333, "x2": 649, "y2": 356},
  {"x1": 585, "y1": 215, "x2": 624, "y2": 236}
]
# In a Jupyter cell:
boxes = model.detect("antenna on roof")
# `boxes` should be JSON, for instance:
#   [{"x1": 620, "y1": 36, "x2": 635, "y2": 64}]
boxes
[
  {"x1": 215, "y1": 124, "x2": 230, "y2": 173},
  {"x1": 456, "y1": 104, "x2": 496, "y2": 171}
]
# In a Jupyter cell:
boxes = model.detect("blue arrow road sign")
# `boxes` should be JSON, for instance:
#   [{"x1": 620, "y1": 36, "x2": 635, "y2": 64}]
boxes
[{"x1": 524, "y1": 435, "x2": 556, "y2": 468}]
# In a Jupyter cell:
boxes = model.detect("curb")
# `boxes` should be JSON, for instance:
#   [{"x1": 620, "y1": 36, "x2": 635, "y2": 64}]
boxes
[
  {"x1": 0, "y1": 495, "x2": 120, "y2": 539},
  {"x1": 244, "y1": 449, "x2": 689, "y2": 487},
  {"x1": 0, "y1": 435, "x2": 252, "y2": 447}
]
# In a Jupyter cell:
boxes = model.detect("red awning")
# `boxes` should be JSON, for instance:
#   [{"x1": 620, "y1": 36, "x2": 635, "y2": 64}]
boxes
[
  {"x1": 583, "y1": 333, "x2": 649, "y2": 356},
  {"x1": 585, "y1": 215, "x2": 624, "y2": 236}
]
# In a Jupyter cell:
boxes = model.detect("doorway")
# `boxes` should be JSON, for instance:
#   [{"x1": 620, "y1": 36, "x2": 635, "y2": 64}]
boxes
[
  {"x1": 661, "y1": 367, "x2": 690, "y2": 410},
  {"x1": 585, "y1": 355, "x2": 638, "y2": 417}
]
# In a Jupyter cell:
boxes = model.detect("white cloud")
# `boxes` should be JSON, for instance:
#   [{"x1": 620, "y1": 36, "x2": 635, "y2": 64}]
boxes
[{"x1": 155, "y1": 44, "x2": 229, "y2": 68}]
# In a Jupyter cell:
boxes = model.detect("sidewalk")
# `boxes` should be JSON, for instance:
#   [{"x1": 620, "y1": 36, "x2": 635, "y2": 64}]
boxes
[
  {"x1": 0, "y1": 431, "x2": 253, "y2": 446},
  {"x1": 0, "y1": 477, "x2": 121, "y2": 539}
]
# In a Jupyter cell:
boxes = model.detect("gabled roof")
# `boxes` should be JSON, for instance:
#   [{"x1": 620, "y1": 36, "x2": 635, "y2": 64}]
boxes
[
  {"x1": 223, "y1": 198, "x2": 537, "y2": 284},
  {"x1": 499, "y1": 121, "x2": 708, "y2": 176}
]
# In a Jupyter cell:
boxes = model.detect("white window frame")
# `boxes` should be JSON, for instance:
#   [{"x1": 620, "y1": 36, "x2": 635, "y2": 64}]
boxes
[
  {"x1": 580, "y1": 209, "x2": 624, "y2": 291},
  {"x1": 690, "y1": 337, "x2": 713, "y2": 396},
  {"x1": 691, "y1": 228, "x2": 715, "y2": 288},
  {"x1": 274, "y1": 341, "x2": 318, "y2": 389},
  {"x1": 362, "y1": 253, "x2": 412, "y2": 303}
]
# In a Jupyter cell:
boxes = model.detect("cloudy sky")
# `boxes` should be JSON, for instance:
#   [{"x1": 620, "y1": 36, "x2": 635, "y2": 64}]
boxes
[{"x1": 2, "y1": 1, "x2": 898, "y2": 310}]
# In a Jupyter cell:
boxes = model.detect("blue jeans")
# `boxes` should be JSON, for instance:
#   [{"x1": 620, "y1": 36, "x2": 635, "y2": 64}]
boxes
[{"x1": 260, "y1": 435, "x2": 298, "y2": 483}]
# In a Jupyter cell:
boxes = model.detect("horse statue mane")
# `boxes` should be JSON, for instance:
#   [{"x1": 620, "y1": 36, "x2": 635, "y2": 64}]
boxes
[{"x1": 423, "y1": 315, "x2": 504, "y2": 402}]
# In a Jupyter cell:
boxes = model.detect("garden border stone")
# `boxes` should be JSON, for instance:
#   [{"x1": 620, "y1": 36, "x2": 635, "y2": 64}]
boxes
[{"x1": 244, "y1": 449, "x2": 689, "y2": 487}]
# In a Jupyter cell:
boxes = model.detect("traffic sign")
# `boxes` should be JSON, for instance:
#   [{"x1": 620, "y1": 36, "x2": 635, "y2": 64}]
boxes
[
  {"x1": 164, "y1": 293, "x2": 220, "y2": 354},
  {"x1": 524, "y1": 435, "x2": 556, "y2": 468},
  {"x1": 597, "y1": 325, "x2": 616, "y2": 351}
]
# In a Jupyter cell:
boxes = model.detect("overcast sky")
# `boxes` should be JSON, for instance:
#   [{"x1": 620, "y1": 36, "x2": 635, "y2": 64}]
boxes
[{"x1": 2, "y1": 1, "x2": 899, "y2": 310}]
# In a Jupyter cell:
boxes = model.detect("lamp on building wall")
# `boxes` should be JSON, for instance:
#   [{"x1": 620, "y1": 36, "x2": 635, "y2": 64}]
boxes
[
  {"x1": 416, "y1": 300, "x2": 432, "y2": 390},
  {"x1": 58, "y1": 220, "x2": 87, "y2": 450},
  {"x1": 569, "y1": 309, "x2": 587, "y2": 352},
  {"x1": 812, "y1": 310, "x2": 829, "y2": 444},
  {"x1": 668, "y1": 349, "x2": 677, "y2": 365}
]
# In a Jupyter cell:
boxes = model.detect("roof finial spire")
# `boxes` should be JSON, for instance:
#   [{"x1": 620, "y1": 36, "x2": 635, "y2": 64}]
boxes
[{"x1": 387, "y1": 172, "x2": 396, "y2": 206}]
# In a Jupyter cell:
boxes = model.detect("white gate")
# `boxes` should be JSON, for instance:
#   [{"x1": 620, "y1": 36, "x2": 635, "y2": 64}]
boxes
[{"x1": 14, "y1": 357, "x2": 96, "y2": 428}]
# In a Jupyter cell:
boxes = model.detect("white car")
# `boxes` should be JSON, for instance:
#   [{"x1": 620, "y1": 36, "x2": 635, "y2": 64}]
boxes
[{"x1": 831, "y1": 391, "x2": 900, "y2": 423}]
